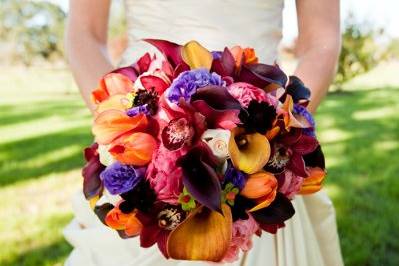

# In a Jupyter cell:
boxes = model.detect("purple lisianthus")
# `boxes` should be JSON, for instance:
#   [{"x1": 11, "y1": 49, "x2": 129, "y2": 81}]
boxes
[
  {"x1": 167, "y1": 68, "x2": 224, "y2": 104},
  {"x1": 224, "y1": 160, "x2": 247, "y2": 190},
  {"x1": 126, "y1": 104, "x2": 151, "y2": 117},
  {"x1": 100, "y1": 162, "x2": 146, "y2": 195},
  {"x1": 293, "y1": 104, "x2": 315, "y2": 136}
]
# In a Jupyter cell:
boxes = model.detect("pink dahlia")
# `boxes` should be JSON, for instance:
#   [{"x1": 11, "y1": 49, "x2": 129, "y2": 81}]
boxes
[
  {"x1": 227, "y1": 82, "x2": 278, "y2": 108},
  {"x1": 145, "y1": 144, "x2": 187, "y2": 204}
]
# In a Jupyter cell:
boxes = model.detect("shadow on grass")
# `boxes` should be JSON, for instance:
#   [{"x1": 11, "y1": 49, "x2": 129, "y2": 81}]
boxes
[
  {"x1": 1, "y1": 239, "x2": 72, "y2": 266},
  {"x1": 316, "y1": 86, "x2": 399, "y2": 266},
  {"x1": 0, "y1": 126, "x2": 92, "y2": 186}
]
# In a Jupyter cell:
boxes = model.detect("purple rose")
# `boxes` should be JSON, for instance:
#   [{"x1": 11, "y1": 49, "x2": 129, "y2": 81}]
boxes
[
  {"x1": 167, "y1": 68, "x2": 224, "y2": 104},
  {"x1": 100, "y1": 162, "x2": 146, "y2": 195}
]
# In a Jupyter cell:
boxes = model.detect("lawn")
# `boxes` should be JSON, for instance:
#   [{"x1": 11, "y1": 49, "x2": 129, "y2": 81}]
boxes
[{"x1": 0, "y1": 64, "x2": 398, "y2": 265}]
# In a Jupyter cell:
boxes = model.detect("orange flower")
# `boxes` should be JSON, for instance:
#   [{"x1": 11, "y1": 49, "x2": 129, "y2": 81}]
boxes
[
  {"x1": 240, "y1": 171, "x2": 278, "y2": 212},
  {"x1": 299, "y1": 167, "x2": 326, "y2": 195},
  {"x1": 92, "y1": 73, "x2": 134, "y2": 103},
  {"x1": 167, "y1": 204, "x2": 232, "y2": 262},
  {"x1": 109, "y1": 132, "x2": 157, "y2": 166},
  {"x1": 228, "y1": 127, "x2": 271, "y2": 174},
  {"x1": 92, "y1": 111, "x2": 148, "y2": 145},
  {"x1": 243, "y1": 48, "x2": 258, "y2": 64},
  {"x1": 105, "y1": 206, "x2": 142, "y2": 237},
  {"x1": 229, "y1": 46, "x2": 244, "y2": 68}
]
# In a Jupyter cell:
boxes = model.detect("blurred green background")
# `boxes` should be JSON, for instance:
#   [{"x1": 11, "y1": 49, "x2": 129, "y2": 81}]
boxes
[{"x1": 1, "y1": 1, "x2": 399, "y2": 265}]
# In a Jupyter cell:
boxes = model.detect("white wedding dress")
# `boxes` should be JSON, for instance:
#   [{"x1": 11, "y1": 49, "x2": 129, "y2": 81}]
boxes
[{"x1": 64, "y1": 0, "x2": 344, "y2": 265}]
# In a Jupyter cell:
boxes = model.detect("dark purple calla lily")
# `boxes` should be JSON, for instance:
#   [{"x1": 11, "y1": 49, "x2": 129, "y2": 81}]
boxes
[
  {"x1": 191, "y1": 100, "x2": 240, "y2": 129},
  {"x1": 177, "y1": 144, "x2": 222, "y2": 213},
  {"x1": 82, "y1": 143, "x2": 105, "y2": 200},
  {"x1": 238, "y1": 63, "x2": 288, "y2": 90},
  {"x1": 286, "y1": 75, "x2": 311, "y2": 104},
  {"x1": 303, "y1": 145, "x2": 326, "y2": 170},
  {"x1": 251, "y1": 192, "x2": 295, "y2": 225},
  {"x1": 191, "y1": 85, "x2": 242, "y2": 110},
  {"x1": 211, "y1": 47, "x2": 236, "y2": 77}
]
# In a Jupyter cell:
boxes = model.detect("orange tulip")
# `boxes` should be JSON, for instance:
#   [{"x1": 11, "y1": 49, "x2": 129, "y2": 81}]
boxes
[
  {"x1": 92, "y1": 111, "x2": 148, "y2": 145},
  {"x1": 299, "y1": 167, "x2": 326, "y2": 195},
  {"x1": 95, "y1": 94, "x2": 130, "y2": 116},
  {"x1": 105, "y1": 206, "x2": 142, "y2": 237},
  {"x1": 240, "y1": 171, "x2": 278, "y2": 212},
  {"x1": 92, "y1": 73, "x2": 134, "y2": 103},
  {"x1": 228, "y1": 127, "x2": 271, "y2": 174},
  {"x1": 182, "y1": 40, "x2": 213, "y2": 70},
  {"x1": 109, "y1": 132, "x2": 157, "y2": 166},
  {"x1": 167, "y1": 204, "x2": 232, "y2": 262}
]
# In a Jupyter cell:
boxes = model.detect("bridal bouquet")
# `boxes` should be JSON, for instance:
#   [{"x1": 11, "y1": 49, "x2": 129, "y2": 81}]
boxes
[{"x1": 82, "y1": 39, "x2": 326, "y2": 262}]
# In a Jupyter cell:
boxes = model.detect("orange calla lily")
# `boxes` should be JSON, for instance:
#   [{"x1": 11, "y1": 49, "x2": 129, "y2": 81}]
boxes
[
  {"x1": 92, "y1": 73, "x2": 134, "y2": 103},
  {"x1": 265, "y1": 126, "x2": 280, "y2": 140},
  {"x1": 109, "y1": 132, "x2": 157, "y2": 166},
  {"x1": 240, "y1": 171, "x2": 278, "y2": 212},
  {"x1": 105, "y1": 206, "x2": 142, "y2": 236},
  {"x1": 299, "y1": 167, "x2": 326, "y2": 195},
  {"x1": 281, "y1": 95, "x2": 309, "y2": 130},
  {"x1": 182, "y1": 40, "x2": 213, "y2": 70},
  {"x1": 228, "y1": 127, "x2": 271, "y2": 174},
  {"x1": 92, "y1": 111, "x2": 148, "y2": 145},
  {"x1": 167, "y1": 204, "x2": 232, "y2": 262}
]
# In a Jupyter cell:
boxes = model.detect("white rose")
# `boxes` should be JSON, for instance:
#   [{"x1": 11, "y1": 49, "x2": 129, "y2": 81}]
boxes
[
  {"x1": 201, "y1": 129, "x2": 231, "y2": 161},
  {"x1": 98, "y1": 144, "x2": 115, "y2": 166}
]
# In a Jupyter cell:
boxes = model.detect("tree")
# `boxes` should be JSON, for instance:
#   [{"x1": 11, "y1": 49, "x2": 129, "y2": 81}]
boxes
[
  {"x1": 334, "y1": 14, "x2": 386, "y2": 89},
  {"x1": 0, "y1": 0, "x2": 66, "y2": 65}
]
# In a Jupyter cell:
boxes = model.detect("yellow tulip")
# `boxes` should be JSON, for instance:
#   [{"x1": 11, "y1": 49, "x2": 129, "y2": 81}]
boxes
[{"x1": 182, "y1": 40, "x2": 213, "y2": 70}]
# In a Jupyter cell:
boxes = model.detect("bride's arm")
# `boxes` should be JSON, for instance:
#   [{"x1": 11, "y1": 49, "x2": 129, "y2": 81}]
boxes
[
  {"x1": 66, "y1": 0, "x2": 114, "y2": 112},
  {"x1": 294, "y1": 0, "x2": 341, "y2": 113}
]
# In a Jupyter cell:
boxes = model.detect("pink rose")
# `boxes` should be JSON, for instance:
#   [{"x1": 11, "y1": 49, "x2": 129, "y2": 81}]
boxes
[
  {"x1": 278, "y1": 170, "x2": 304, "y2": 199},
  {"x1": 227, "y1": 82, "x2": 278, "y2": 108},
  {"x1": 222, "y1": 214, "x2": 260, "y2": 263},
  {"x1": 145, "y1": 145, "x2": 188, "y2": 204}
]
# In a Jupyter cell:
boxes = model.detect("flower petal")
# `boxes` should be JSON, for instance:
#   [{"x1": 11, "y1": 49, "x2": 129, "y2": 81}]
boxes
[
  {"x1": 178, "y1": 145, "x2": 222, "y2": 212},
  {"x1": 191, "y1": 85, "x2": 242, "y2": 110},
  {"x1": 238, "y1": 63, "x2": 287, "y2": 90},
  {"x1": 286, "y1": 76, "x2": 311, "y2": 104},
  {"x1": 167, "y1": 204, "x2": 232, "y2": 262},
  {"x1": 111, "y1": 65, "x2": 139, "y2": 82},
  {"x1": 92, "y1": 111, "x2": 148, "y2": 145},
  {"x1": 299, "y1": 167, "x2": 326, "y2": 194},
  {"x1": 288, "y1": 152, "x2": 308, "y2": 177},
  {"x1": 144, "y1": 39, "x2": 184, "y2": 67},
  {"x1": 303, "y1": 145, "x2": 326, "y2": 169},
  {"x1": 95, "y1": 94, "x2": 129, "y2": 115},
  {"x1": 109, "y1": 132, "x2": 157, "y2": 166},
  {"x1": 140, "y1": 75, "x2": 169, "y2": 95},
  {"x1": 192, "y1": 100, "x2": 240, "y2": 130},
  {"x1": 229, "y1": 128, "x2": 271, "y2": 174},
  {"x1": 240, "y1": 172, "x2": 277, "y2": 199},
  {"x1": 251, "y1": 192, "x2": 295, "y2": 225},
  {"x1": 182, "y1": 40, "x2": 213, "y2": 70},
  {"x1": 82, "y1": 144, "x2": 105, "y2": 200},
  {"x1": 211, "y1": 47, "x2": 236, "y2": 77}
]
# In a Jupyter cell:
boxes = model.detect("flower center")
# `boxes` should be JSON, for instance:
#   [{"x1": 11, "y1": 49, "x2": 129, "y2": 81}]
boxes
[
  {"x1": 157, "y1": 207, "x2": 183, "y2": 230},
  {"x1": 267, "y1": 146, "x2": 290, "y2": 169}
]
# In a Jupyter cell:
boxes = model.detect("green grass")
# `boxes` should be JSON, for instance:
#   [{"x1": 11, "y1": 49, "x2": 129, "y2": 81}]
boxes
[{"x1": 0, "y1": 65, "x2": 398, "y2": 265}]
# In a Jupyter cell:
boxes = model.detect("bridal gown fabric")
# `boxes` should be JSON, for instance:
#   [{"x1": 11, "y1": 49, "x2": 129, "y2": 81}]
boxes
[{"x1": 64, "y1": 0, "x2": 344, "y2": 265}]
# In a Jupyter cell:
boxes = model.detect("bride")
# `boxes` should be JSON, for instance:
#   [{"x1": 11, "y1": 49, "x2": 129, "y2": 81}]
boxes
[{"x1": 64, "y1": 0, "x2": 343, "y2": 265}]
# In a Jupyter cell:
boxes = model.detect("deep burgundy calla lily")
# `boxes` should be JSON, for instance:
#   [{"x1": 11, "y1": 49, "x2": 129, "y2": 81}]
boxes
[
  {"x1": 238, "y1": 63, "x2": 287, "y2": 90},
  {"x1": 177, "y1": 144, "x2": 222, "y2": 213},
  {"x1": 191, "y1": 85, "x2": 242, "y2": 110},
  {"x1": 82, "y1": 143, "x2": 105, "y2": 200},
  {"x1": 251, "y1": 192, "x2": 295, "y2": 225},
  {"x1": 285, "y1": 75, "x2": 311, "y2": 104},
  {"x1": 211, "y1": 47, "x2": 236, "y2": 77}
]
